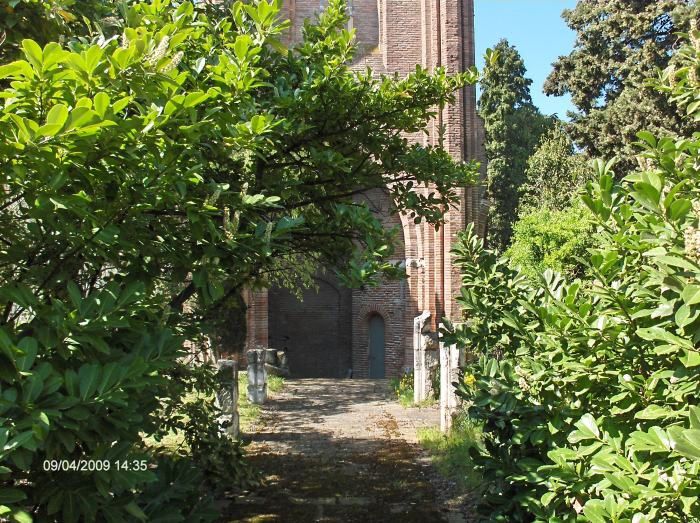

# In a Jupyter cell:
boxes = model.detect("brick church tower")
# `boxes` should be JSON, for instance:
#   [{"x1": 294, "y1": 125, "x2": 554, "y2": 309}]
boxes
[{"x1": 245, "y1": 0, "x2": 486, "y2": 378}]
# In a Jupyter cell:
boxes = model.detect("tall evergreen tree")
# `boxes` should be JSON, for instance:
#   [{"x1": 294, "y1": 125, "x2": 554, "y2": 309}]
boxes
[
  {"x1": 544, "y1": 0, "x2": 696, "y2": 170},
  {"x1": 478, "y1": 39, "x2": 552, "y2": 251}
]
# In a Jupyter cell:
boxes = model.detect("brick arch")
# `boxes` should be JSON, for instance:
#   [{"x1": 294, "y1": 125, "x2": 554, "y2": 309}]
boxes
[{"x1": 356, "y1": 303, "x2": 393, "y2": 322}]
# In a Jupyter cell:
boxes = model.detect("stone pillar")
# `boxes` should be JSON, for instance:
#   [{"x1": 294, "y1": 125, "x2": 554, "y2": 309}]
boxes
[
  {"x1": 413, "y1": 311, "x2": 431, "y2": 403},
  {"x1": 246, "y1": 348, "x2": 267, "y2": 404},
  {"x1": 439, "y1": 332, "x2": 461, "y2": 433},
  {"x1": 216, "y1": 359, "x2": 240, "y2": 438}
]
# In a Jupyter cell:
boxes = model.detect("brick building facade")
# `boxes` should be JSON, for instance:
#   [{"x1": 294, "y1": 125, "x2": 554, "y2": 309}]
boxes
[{"x1": 245, "y1": 0, "x2": 487, "y2": 379}]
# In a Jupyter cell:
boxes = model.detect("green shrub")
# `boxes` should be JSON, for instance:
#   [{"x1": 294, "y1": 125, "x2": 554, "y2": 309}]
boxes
[
  {"x1": 506, "y1": 204, "x2": 594, "y2": 280},
  {"x1": 445, "y1": 32, "x2": 700, "y2": 522},
  {"x1": 519, "y1": 124, "x2": 592, "y2": 213}
]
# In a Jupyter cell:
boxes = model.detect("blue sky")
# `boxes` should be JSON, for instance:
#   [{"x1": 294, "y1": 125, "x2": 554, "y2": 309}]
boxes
[{"x1": 474, "y1": 0, "x2": 578, "y2": 119}]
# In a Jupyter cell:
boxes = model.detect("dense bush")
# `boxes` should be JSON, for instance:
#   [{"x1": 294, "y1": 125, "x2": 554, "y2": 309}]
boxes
[
  {"x1": 0, "y1": 0, "x2": 477, "y2": 520},
  {"x1": 518, "y1": 124, "x2": 591, "y2": 213},
  {"x1": 506, "y1": 205, "x2": 593, "y2": 280},
  {"x1": 445, "y1": 31, "x2": 700, "y2": 522}
]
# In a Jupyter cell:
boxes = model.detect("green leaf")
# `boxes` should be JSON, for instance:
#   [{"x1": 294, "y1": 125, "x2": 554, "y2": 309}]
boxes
[
  {"x1": 47, "y1": 104, "x2": 69, "y2": 127},
  {"x1": 675, "y1": 304, "x2": 691, "y2": 327},
  {"x1": 0, "y1": 61, "x2": 32, "y2": 80},
  {"x1": 672, "y1": 429, "x2": 700, "y2": 459},
  {"x1": 64, "y1": 369, "x2": 79, "y2": 397},
  {"x1": 635, "y1": 405, "x2": 677, "y2": 420},
  {"x1": 582, "y1": 500, "x2": 607, "y2": 523},
  {"x1": 16, "y1": 338, "x2": 38, "y2": 372},
  {"x1": 78, "y1": 364, "x2": 100, "y2": 400},
  {"x1": 680, "y1": 349, "x2": 700, "y2": 368},
  {"x1": 21, "y1": 40, "x2": 43, "y2": 71},
  {"x1": 183, "y1": 91, "x2": 209, "y2": 108},
  {"x1": 37, "y1": 104, "x2": 69, "y2": 137},
  {"x1": 576, "y1": 413, "x2": 600, "y2": 439},
  {"x1": 669, "y1": 199, "x2": 692, "y2": 221},
  {"x1": 540, "y1": 491, "x2": 556, "y2": 506},
  {"x1": 636, "y1": 327, "x2": 693, "y2": 349},
  {"x1": 124, "y1": 502, "x2": 147, "y2": 521},
  {"x1": 233, "y1": 35, "x2": 252, "y2": 60},
  {"x1": 632, "y1": 182, "x2": 660, "y2": 210},
  {"x1": 0, "y1": 283, "x2": 37, "y2": 309},
  {"x1": 66, "y1": 281, "x2": 82, "y2": 308},
  {"x1": 690, "y1": 406, "x2": 700, "y2": 430},
  {"x1": 12, "y1": 510, "x2": 32, "y2": 523},
  {"x1": 4, "y1": 431, "x2": 34, "y2": 453},
  {"x1": 682, "y1": 284, "x2": 700, "y2": 305},
  {"x1": 636, "y1": 131, "x2": 657, "y2": 148},
  {"x1": 0, "y1": 488, "x2": 27, "y2": 504},
  {"x1": 94, "y1": 93, "x2": 110, "y2": 119}
]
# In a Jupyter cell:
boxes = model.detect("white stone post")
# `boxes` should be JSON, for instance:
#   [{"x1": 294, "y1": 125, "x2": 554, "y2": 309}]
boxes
[
  {"x1": 439, "y1": 334, "x2": 461, "y2": 433},
  {"x1": 216, "y1": 359, "x2": 240, "y2": 438},
  {"x1": 413, "y1": 311, "x2": 431, "y2": 403},
  {"x1": 246, "y1": 348, "x2": 267, "y2": 404}
]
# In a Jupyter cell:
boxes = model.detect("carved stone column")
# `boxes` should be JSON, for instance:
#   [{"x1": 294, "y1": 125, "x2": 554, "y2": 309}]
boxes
[
  {"x1": 216, "y1": 359, "x2": 239, "y2": 438},
  {"x1": 246, "y1": 348, "x2": 267, "y2": 404},
  {"x1": 413, "y1": 311, "x2": 431, "y2": 403},
  {"x1": 439, "y1": 332, "x2": 461, "y2": 433}
]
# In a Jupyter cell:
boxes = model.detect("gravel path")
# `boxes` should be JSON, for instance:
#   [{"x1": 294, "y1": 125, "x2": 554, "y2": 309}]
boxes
[{"x1": 222, "y1": 378, "x2": 469, "y2": 523}]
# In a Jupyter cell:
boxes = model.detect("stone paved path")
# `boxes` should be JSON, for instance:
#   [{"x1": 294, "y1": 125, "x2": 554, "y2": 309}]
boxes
[{"x1": 222, "y1": 379, "x2": 468, "y2": 523}]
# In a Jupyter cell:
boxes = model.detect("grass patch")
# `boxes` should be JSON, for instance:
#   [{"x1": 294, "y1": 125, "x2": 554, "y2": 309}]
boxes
[
  {"x1": 389, "y1": 371, "x2": 415, "y2": 407},
  {"x1": 418, "y1": 413, "x2": 483, "y2": 490},
  {"x1": 389, "y1": 378, "x2": 415, "y2": 408},
  {"x1": 267, "y1": 374, "x2": 285, "y2": 393},
  {"x1": 238, "y1": 371, "x2": 261, "y2": 432}
]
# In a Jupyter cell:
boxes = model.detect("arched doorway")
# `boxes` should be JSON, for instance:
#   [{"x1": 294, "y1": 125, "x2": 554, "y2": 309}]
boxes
[{"x1": 368, "y1": 314, "x2": 385, "y2": 378}]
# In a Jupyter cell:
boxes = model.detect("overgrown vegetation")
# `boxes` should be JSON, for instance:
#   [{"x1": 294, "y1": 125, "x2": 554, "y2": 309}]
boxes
[
  {"x1": 0, "y1": 0, "x2": 477, "y2": 520},
  {"x1": 446, "y1": 29, "x2": 700, "y2": 521},
  {"x1": 506, "y1": 205, "x2": 594, "y2": 280},
  {"x1": 390, "y1": 371, "x2": 416, "y2": 408},
  {"x1": 390, "y1": 370, "x2": 438, "y2": 408},
  {"x1": 417, "y1": 413, "x2": 483, "y2": 491},
  {"x1": 518, "y1": 124, "x2": 592, "y2": 214},
  {"x1": 146, "y1": 372, "x2": 285, "y2": 452}
]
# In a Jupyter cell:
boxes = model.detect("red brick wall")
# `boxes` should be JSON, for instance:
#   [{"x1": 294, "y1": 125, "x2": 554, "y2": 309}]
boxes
[
  {"x1": 350, "y1": 189, "x2": 409, "y2": 378},
  {"x1": 254, "y1": 0, "x2": 486, "y2": 379}
]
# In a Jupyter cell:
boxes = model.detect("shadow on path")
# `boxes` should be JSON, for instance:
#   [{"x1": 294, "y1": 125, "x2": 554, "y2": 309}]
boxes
[{"x1": 222, "y1": 379, "x2": 460, "y2": 523}]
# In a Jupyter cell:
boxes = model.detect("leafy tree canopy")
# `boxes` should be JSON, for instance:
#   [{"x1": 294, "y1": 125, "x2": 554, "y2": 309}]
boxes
[
  {"x1": 544, "y1": 0, "x2": 696, "y2": 169},
  {"x1": 0, "y1": 0, "x2": 478, "y2": 520},
  {"x1": 505, "y1": 205, "x2": 593, "y2": 280}
]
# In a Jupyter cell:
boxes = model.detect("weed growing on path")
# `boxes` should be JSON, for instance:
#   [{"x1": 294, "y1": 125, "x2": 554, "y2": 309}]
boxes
[{"x1": 418, "y1": 414, "x2": 484, "y2": 491}]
